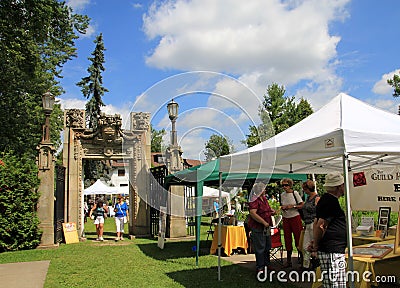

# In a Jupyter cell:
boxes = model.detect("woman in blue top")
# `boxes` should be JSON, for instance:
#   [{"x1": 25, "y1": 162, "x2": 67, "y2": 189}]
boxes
[{"x1": 114, "y1": 195, "x2": 128, "y2": 241}]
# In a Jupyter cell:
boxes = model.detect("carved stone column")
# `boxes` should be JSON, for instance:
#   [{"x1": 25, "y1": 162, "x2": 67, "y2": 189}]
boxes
[
  {"x1": 129, "y1": 112, "x2": 152, "y2": 236},
  {"x1": 63, "y1": 109, "x2": 85, "y2": 236},
  {"x1": 37, "y1": 142, "x2": 56, "y2": 246}
]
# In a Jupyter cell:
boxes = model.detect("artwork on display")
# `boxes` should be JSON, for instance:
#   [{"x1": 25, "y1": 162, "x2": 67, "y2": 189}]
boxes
[
  {"x1": 352, "y1": 245, "x2": 393, "y2": 259},
  {"x1": 377, "y1": 207, "x2": 391, "y2": 235},
  {"x1": 395, "y1": 206, "x2": 400, "y2": 254}
]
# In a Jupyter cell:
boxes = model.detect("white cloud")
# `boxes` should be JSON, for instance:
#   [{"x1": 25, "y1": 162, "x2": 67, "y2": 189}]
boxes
[
  {"x1": 66, "y1": 0, "x2": 91, "y2": 12},
  {"x1": 81, "y1": 24, "x2": 96, "y2": 38},
  {"x1": 143, "y1": 0, "x2": 349, "y2": 107},
  {"x1": 58, "y1": 97, "x2": 86, "y2": 110},
  {"x1": 373, "y1": 69, "x2": 400, "y2": 95},
  {"x1": 58, "y1": 98, "x2": 132, "y2": 128}
]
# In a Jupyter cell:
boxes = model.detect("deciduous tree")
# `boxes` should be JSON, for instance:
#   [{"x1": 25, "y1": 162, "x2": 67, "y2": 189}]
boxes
[
  {"x1": 204, "y1": 134, "x2": 232, "y2": 161},
  {"x1": 244, "y1": 83, "x2": 313, "y2": 147},
  {"x1": 387, "y1": 73, "x2": 400, "y2": 97},
  {"x1": 0, "y1": 0, "x2": 89, "y2": 157}
]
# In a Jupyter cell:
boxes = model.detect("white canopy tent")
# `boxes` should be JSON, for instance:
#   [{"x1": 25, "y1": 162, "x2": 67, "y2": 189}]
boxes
[
  {"x1": 83, "y1": 179, "x2": 119, "y2": 195},
  {"x1": 220, "y1": 93, "x2": 400, "y2": 175},
  {"x1": 219, "y1": 93, "x2": 400, "y2": 281},
  {"x1": 202, "y1": 186, "x2": 231, "y2": 212}
]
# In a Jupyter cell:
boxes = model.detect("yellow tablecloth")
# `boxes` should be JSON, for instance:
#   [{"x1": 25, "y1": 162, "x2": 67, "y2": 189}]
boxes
[
  {"x1": 210, "y1": 225, "x2": 248, "y2": 256},
  {"x1": 312, "y1": 240, "x2": 400, "y2": 288}
]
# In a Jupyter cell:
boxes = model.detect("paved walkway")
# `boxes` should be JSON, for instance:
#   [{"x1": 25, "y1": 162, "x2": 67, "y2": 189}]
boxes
[{"x1": 0, "y1": 260, "x2": 50, "y2": 288}]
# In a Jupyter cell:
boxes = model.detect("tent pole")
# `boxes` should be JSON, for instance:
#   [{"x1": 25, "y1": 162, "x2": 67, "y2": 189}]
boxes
[
  {"x1": 195, "y1": 183, "x2": 200, "y2": 266},
  {"x1": 218, "y1": 172, "x2": 222, "y2": 281},
  {"x1": 343, "y1": 154, "x2": 354, "y2": 288}
]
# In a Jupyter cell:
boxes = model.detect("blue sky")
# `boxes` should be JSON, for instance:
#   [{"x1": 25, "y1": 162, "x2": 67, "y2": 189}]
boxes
[{"x1": 60, "y1": 0, "x2": 400, "y2": 160}]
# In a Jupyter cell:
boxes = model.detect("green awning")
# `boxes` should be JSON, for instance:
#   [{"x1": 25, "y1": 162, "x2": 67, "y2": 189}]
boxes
[{"x1": 164, "y1": 159, "x2": 306, "y2": 266}]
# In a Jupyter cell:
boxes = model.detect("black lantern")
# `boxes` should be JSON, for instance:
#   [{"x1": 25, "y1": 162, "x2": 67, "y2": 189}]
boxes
[
  {"x1": 167, "y1": 99, "x2": 179, "y2": 121},
  {"x1": 42, "y1": 91, "x2": 55, "y2": 115}
]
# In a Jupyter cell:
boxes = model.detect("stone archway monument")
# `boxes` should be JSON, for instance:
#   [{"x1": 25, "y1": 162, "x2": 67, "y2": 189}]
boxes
[{"x1": 63, "y1": 109, "x2": 152, "y2": 237}]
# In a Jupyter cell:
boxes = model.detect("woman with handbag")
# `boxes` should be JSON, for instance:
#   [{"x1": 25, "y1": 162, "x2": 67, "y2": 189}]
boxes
[
  {"x1": 89, "y1": 199, "x2": 108, "y2": 241},
  {"x1": 279, "y1": 178, "x2": 304, "y2": 268},
  {"x1": 114, "y1": 195, "x2": 128, "y2": 241}
]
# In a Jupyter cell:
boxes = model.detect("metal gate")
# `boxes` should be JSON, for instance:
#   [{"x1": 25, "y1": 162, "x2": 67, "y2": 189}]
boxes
[
  {"x1": 185, "y1": 185, "x2": 196, "y2": 236},
  {"x1": 54, "y1": 165, "x2": 65, "y2": 243},
  {"x1": 149, "y1": 165, "x2": 169, "y2": 237}
]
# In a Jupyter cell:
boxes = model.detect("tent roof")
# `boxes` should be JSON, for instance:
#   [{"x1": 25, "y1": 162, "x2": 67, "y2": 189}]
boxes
[
  {"x1": 165, "y1": 158, "x2": 306, "y2": 188},
  {"x1": 220, "y1": 93, "x2": 400, "y2": 174},
  {"x1": 83, "y1": 179, "x2": 118, "y2": 195},
  {"x1": 202, "y1": 186, "x2": 230, "y2": 199}
]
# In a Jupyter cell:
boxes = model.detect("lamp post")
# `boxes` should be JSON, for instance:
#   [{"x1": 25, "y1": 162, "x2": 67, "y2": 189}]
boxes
[
  {"x1": 165, "y1": 99, "x2": 186, "y2": 237},
  {"x1": 42, "y1": 91, "x2": 55, "y2": 143},
  {"x1": 37, "y1": 91, "x2": 57, "y2": 247},
  {"x1": 166, "y1": 99, "x2": 182, "y2": 173},
  {"x1": 167, "y1": 99, "x2": 179, "y2": 147}
]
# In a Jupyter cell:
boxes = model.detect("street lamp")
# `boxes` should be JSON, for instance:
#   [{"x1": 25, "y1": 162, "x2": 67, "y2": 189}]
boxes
[
  {"x1": 167, "y1": 99, "x2": 179, "y2": 146},
  {"x1": 37, "y1": 91, "x2": 56, "y2": 246},
  {"x1": 41, "y1": 91, "x2": 55, "y2": 143}
]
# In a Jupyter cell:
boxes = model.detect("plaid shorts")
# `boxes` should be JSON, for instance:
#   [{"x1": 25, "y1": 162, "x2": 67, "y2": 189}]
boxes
[{"x1": 318, "y1": 251, "x2": 347, "y2": 288}]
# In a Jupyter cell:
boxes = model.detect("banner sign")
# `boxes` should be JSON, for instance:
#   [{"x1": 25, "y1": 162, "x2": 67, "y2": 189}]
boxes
[
  {"x1": 157, "y1": 206, "x2": 167, "y2": 249},
  {"x1": 349, "y1": 166, "x2": 400, "y2": 211},
  {"x1": 62, "y1": 222, "x2": 79, "y2": 244}
]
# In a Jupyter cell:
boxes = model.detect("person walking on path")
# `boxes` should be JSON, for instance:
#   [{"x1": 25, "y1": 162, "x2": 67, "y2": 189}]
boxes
[
  {"x1": 89, "y1": 199, "x2": 108, "y2": 241},
  {"x1": 279, "y1": 178, "x2": 304, "y2": 268},
  {"x1": 213, "y1": 198, "x2": 220, "y2": 218},
  {"x1": 114, "y1": 195, "x2": 128, "y2": 241},
  {"x1": 300, "y1": 180, "x2": 320, "y2": 270},
  {"x1": 248, "y1": 182, "x2": 276, "y2": 276},
  {"x1": 310, "y1": 172, "x2": 347, "y2": 288}
]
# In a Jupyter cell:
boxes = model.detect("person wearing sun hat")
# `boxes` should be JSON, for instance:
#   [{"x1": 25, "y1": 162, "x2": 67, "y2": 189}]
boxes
[{"x1": 310, "y1": 172, "x2": 347, "y2": 288}]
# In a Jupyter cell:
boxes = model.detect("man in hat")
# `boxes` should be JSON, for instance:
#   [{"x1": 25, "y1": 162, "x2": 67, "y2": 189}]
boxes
[{"x1": 310, "y1": 172, "x2": 347, "y2": 288}]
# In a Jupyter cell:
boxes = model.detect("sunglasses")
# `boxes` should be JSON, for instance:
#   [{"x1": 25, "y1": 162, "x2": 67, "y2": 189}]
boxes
[{"x1": 281, "y1": 184, "x2": 290, "y2": 187}]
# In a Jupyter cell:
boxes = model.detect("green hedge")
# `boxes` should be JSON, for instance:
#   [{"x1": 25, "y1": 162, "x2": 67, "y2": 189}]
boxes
[{"x1": 0, "y1": 151, "x2": 42, "y2": 252}]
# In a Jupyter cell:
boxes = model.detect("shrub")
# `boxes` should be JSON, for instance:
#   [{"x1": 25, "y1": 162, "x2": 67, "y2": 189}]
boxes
[{"x1": 0, "y1": 151, "x2": 42, "y2": 252}]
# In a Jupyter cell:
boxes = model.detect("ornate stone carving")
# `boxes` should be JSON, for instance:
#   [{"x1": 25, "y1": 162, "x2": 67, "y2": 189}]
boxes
[
  {"x1": 66, "y1": 109, "x2": 85, "y2": 128},
  {"x1": 131, "y1": 112, "x2": 150, "y2": 131},
  {"x1": 76, "y1": 113, "x2": 123, "y2": 145}
]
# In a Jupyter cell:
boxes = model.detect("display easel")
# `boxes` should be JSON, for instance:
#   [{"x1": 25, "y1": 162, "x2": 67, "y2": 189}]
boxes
[{"x1": 394, "y1": 206, "x2": 400, "y2": 254}]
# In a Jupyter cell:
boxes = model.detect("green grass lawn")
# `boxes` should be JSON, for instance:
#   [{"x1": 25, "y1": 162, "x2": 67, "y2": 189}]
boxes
[{"x1": 0, "y1": 218, "x2": 296, "y2": 288}]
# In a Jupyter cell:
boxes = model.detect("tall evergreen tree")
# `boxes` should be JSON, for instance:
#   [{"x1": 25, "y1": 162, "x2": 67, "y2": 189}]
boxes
[
  {"x1": 77, "y1": 33, "x2": 108, "y2": 181},
  {"x1": 244, "y1": 83, "x2": 313, "y2": 147},
  {"x1": 77, "y1": 33, "x2": 108, "y2": 129}
]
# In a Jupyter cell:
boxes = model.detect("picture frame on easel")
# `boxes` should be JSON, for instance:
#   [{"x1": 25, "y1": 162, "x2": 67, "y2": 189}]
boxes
[{"x1": 378, "y1": 207, "x2": 391, "y2": 236}]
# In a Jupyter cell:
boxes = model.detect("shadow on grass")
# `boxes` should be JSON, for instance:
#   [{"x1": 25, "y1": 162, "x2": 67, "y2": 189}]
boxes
[
  {"x1": 137, "y1": 239, "x2": 213, "y2": 260},
  {"x1": 166, "y1": 265, "x2": 290, "y2": 288}
]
